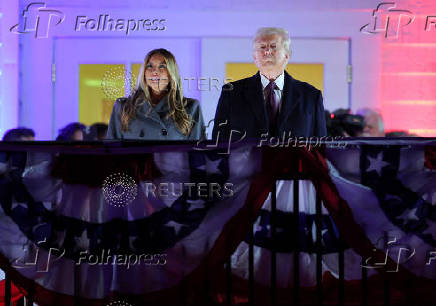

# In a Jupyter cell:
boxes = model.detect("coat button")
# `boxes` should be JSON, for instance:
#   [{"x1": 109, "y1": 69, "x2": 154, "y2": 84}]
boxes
[{"x1": 161, "y1": 129, "x2": 168, "y2": 136}]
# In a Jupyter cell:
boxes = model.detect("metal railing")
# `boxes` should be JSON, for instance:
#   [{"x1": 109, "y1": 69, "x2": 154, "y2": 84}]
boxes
[{"x1": 219, "y1": 156, "x2": 390, "y2": 306}]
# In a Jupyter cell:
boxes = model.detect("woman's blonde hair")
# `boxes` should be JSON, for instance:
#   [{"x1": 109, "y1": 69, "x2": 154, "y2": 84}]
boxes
[{"x1": 120, "y1": 48, "x2": 192, "y2": 135}]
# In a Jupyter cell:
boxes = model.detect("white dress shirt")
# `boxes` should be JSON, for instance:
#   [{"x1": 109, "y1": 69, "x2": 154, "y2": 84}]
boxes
[{"x1": 260, "y1": 72, "x2": 285, "y2": 113}]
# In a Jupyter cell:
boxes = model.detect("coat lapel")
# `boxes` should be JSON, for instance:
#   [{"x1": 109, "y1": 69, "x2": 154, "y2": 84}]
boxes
[
  {"x1": 137, "y1": 95, "x2": 168, "y2": 126},
  {"x1": 243, "y1": 72, "x2": 268, "y2": 131},
  {"x1": 278, "y1": 71, "x2": 301, "y2": 132}
]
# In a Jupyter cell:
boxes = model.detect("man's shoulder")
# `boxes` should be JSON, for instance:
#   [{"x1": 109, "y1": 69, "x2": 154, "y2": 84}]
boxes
[
  {"x1": 289, "y1": 76, "x2": 321, "y2": 96},
  {"x1": 222, "y1": 74, "x2": 257, "y2": 92}
]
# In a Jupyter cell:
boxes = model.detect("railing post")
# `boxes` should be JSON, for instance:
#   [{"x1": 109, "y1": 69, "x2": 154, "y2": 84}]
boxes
[
  {"x1": 16, "y1": 297, "x2": 24, "y2": 306},
  {"x1": 203, "y1": 240, "x2": 210, "y2": 304},
  {"x1": 315, "y1": 193, "x2": 323, "y2": 306},
  {"x1": 74, "y1": 264, "x2": 81, "y2": 306},
  {"x1": 5, "y1": 272, "x2": 11, "y2": 306},
  {"x1": 293, "y1": 178, "x2": 300, "y2": 306},
  {"x1": 271, "y1": 181, "x2": 277, "y2": 306},
  {"x1": 226, "y1": 257, "x2": 232, "y2": 306},
  {"x1": 339, "y1": 240, "x2": 345, "y2": 306},
  {"x1": 180, "y1": 245, "x2": 187, "y2": 306},
  {"x1": 383, "y1": 231, "x2": 390, "y2": 306},
  {"x1": 384, "y1": 277, "x2": 390, "y2": 306},
  {"x1": 248, "y1": 222, "x2": 254, "y2": 306},
  {"x1": 26, "y1": 293, "x2": 34, "y2": 306},
  {"x1": 362, "y1": 257, "x2": 368, "y2": 306}
]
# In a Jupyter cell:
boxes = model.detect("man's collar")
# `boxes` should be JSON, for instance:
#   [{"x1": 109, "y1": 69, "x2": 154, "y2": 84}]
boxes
[{"x1": 260, "y1": 72, "x2": 285, "y2": 91}]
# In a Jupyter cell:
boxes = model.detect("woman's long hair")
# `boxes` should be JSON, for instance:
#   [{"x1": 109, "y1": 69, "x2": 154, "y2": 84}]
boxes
[{"x1": 120, "y1": 48, "x2": 192, "y2": 135}]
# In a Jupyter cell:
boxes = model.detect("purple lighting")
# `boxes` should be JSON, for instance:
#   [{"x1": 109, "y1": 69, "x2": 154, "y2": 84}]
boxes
[{"x1": 0, "y1": 2, "x2": 19, "y2": 139}]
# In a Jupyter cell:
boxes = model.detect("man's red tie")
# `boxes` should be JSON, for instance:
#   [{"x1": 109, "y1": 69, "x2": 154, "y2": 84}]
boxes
[{"x1": 265, "y1": 81, "x2": 279, "y2": 136}]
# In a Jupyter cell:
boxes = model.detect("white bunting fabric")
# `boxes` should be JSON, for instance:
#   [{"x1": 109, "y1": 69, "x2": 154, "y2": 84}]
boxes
[{"x1": 0, "y1": 142, "x2": 435, "y2": 305}]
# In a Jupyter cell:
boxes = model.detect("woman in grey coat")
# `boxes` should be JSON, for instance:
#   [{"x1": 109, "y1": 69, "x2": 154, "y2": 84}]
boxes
[{"x1": 107, "y1": 48, "x2": 205, "y2": 140}]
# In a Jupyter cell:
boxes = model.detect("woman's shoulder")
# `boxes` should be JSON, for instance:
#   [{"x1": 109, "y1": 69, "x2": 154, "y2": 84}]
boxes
[
  {"x1": 183, "y1": 97, "x2": 200, "y2": 112},
  {"x1": 112, "y1": 97, "x2": 129, "y2": 112},
  {"x1": 115, "y1": 97, "x2": 129, "y2": 105}
]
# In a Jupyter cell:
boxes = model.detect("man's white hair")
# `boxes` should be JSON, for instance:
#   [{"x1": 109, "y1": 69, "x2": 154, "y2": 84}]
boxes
[
  {"x1": 253, "y1": 27, "x2": 291, "y2": 55},
  {"x1": 356, "y1": 108, "x2": 385, "y2": 133}
]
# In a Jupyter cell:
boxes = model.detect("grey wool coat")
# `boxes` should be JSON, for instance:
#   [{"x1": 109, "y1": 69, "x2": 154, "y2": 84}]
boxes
[{"x1": 106, "y1": 95, "x2": 206, "y2": 140}]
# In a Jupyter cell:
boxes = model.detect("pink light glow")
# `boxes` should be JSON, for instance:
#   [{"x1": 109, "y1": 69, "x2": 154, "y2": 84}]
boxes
[{"x1": 380, "y1": 2, "x2": 436, "y2": 136}]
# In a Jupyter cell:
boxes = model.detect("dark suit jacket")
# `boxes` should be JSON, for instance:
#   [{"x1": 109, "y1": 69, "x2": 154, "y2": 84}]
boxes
[{"x1": 212, "y1": 71, "x2": 327, "y2": 140}]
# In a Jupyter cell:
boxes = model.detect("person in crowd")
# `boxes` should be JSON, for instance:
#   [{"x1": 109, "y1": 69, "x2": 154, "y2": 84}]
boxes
[
  {"x1": 2, "y1": 127, "x2": 35, "y2": 141},
  {"x1": 56, "y1": 122, "x2": 86, "y2": 141},
  {"x1": 212, "y1": 27, "x2": 327, "y2": 140},
  {"x1": 326, "y1": 109, "x2": 365, "y2": 137},
  {"x1": 106, "y1": 48, "x2": 205, "y2": 140},
  {"x1": 385, "y1": 131, "x2": 416, "y2": 137},
  {"x1": 1, "y1": 127, "x2": 35, "y2": 178},
  {"x1": 355, "y1": 108, "x2": 385, "y2": 137},
  {"x1": 85, "y1": 123, "x2": 108, "y2": 140}
]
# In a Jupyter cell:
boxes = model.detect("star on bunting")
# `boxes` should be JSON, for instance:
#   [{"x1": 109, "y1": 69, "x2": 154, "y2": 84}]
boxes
[{"x1": 366, "y1": 152, "x2": 390, "y2": 176}]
